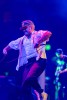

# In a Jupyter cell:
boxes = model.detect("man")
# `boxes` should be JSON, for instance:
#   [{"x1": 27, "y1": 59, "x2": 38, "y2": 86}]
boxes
[
  {"x1": 3, "y1": 20, "x2": 52, "y2": 100},
  {"x1": 53, "y1": 48, "x2": 67, "y2": 100},
  {"x1": 54, "y1": 49, "x2": 67, "y2": 76}
]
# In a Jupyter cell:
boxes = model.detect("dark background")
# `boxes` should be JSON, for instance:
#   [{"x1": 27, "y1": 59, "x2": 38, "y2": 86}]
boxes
[
  {"x1": 0, "y1": 0, "x2": 67, "y2": 100},
  {"x1": 0, "y1": 0, "x2": 67, "y2": 80}
]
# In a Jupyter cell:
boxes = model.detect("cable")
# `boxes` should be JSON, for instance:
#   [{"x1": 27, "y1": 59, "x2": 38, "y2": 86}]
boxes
[{"x1": 0, "y1": 55, "x2": 6, "y2": 63}]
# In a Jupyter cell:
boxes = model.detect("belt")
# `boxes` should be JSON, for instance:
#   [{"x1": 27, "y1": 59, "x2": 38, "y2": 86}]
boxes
[{"x1": 28, "y1": 57, "x2": 36, "y2": 63}]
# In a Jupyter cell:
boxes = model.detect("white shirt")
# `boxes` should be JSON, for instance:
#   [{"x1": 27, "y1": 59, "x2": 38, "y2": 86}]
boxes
[{"x1": 8, "y1": 30, "x2": 47, "y2": 70}]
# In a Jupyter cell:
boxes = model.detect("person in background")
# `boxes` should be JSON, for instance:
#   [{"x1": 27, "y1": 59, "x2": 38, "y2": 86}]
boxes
[
  {"x1": 3, "y1": 20, "x2": 52, "y2": 100},
  {"x1": 52, "y1": 48, "x2": 67, "y2": 100}
]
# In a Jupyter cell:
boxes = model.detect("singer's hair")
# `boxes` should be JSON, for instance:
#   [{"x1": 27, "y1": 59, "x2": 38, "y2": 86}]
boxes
[{"x1": 21, "y1": 20, "x2": 35, "y2": 30}]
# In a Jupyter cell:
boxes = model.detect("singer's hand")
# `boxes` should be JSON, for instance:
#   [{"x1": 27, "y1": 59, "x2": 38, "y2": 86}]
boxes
[
  {"x1": 16, "y1": 67, "x2": 19, "y2": 71},
  {"x1": 3, "y1": 48, "x2": 7, "y2": 55}
]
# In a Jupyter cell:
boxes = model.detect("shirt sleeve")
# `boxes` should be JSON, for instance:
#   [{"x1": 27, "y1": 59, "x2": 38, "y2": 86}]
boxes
[
  {"x1": 37, "y1": 30, "x2": 47, "y2": 37},
  {"x1": 8, "y1": 37, "x2": 22, "y2": 50},
  {"x1": 37, "y1": 30, "x2": 48, "y2": 44}
]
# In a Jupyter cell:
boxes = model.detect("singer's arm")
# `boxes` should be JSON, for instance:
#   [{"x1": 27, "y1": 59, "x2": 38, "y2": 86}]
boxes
[
  {"x1": 3, "y1": 45, "x2": 11, "y2": 55},
  {"x1": 38, "y1": 31, "x2": 52, "y2": 43},
  {"x1": 34, "y1": 30, "x2": 52, "y2": 48},
  {"x1": 3, "y1": 37, "x2": 22, "y2": 55}
]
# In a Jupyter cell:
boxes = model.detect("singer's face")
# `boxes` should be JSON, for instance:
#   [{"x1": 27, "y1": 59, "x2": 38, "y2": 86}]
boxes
[{"x1": 23, "y1": 26, "x2": 33, "y2": 36}]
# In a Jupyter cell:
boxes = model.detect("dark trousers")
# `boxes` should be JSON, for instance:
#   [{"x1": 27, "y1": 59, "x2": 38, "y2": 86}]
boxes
[{"x1": 16, "y1": 57, "x2": 47, "y2": 100}]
